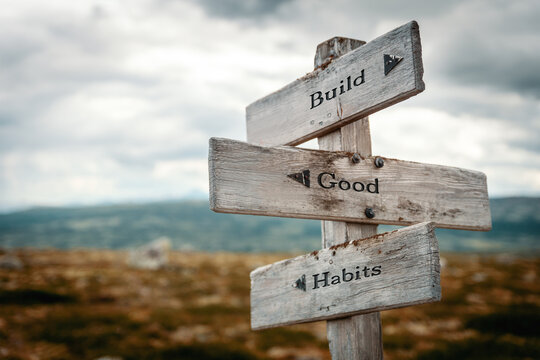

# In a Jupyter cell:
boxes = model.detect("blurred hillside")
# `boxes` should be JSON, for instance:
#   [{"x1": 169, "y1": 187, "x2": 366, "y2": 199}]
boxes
[
  {"x1": 0, "y1": 197, "x2": 538, "y2": 253},
  {"x1": 0, "y1": 249, "x2": 538, "y2": 360}
]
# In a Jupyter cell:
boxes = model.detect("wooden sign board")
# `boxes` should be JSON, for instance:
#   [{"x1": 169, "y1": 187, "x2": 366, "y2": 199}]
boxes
[
  {"x1": 246, "y1": 21, "x2": 424, "y2": 147},
  {"x1": 209, "y1": 138, "x2": 491, "y2": 231},
  {"x1": 250, "y1": 222, "x2": 440, "y2": 330}
]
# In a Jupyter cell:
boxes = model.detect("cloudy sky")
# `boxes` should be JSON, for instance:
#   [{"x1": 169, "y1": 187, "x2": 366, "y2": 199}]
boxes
[{"x1": 1, "y1": 0, "x2": 539, "y2": 212}]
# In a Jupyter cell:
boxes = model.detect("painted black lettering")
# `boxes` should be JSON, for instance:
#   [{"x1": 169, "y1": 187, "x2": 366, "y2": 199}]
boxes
[
  {"x1": 331, "y1": 275, "x2": 341, "y2": 285},
  {"x1": 367, "y1": 178, "x2": 379, "y2": 194},
  {"x1": 362, "y1": 266, "x2": 370, "y2": 278},
  {"x1": 318, "y1": 172, "x2": 336, "y2": 189},
  {"x1": 372, "y1": 265, "x2": 382, "y2": 276},
  {"x1": 353, "y1": 69, "x2": 365, "y2": 86},
  {"x1": 309, "y1": 71, "x2": 365, "y2": 110},
  {"x1": 313, "y1": 271, "x2": 329, "y2": 289},
  {"x1": 338, "y1": 180, "x2": 350, "y2": 190},
  {"x1": 325, "y1": 88, "x2": 337, "y2": 100},
  {"x1": 352, "y1": 182, "x2": 365, "y2": 192},
  {"x1": 310, "y1": 91, "x2": 323, "y2": 109},
  {"x1": 342, "y1": 268, "x2": 354, "y2": 282}
]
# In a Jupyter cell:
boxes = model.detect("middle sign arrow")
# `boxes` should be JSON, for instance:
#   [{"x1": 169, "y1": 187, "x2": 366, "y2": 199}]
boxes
[{"x1": 209, "y1": 137, "x2": 491, "y2": 231}]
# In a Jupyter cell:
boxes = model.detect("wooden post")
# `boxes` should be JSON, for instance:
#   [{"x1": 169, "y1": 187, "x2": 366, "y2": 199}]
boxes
[{"x1": 316, "y1": 38, "x2": 383, "y2": 360}]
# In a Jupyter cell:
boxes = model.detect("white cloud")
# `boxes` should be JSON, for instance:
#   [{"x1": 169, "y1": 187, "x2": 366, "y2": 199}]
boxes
[{"x1": 152, "y1": 159, "x2": 209, "y2": 193}]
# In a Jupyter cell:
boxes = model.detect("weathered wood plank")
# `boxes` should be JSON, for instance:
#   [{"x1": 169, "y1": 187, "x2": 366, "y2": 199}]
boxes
[
  {"x1": 246, "y1": 21, "x2": 424, "y2": 147},
  {"x1": 209, "y1": 137, "x2": 492, "y2": 231},
  {"x1": 250, "y1": 222, "x2": 441, "y2": 330}
]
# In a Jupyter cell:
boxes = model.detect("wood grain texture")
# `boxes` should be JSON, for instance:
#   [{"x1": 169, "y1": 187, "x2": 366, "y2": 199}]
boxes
[
  {"x1": 314, "y1": 37, "x2": 366, "y2": 69},
  {"x1": 327, "y1": 313, "x2": 383, "y2": 360},
  {"x1": 319, "y1": 121, "x2": 377, "y2": 249},
  {"x1": 250, "y1": 222, "x2": 441, "y2": 330},
  {"x1": 246, "y1": 21, "x2": 424, "y2": 147},
  {"x1": 209, "y1": 137, "x2": 492, "y2": 231},
  {"x1": 319, "y1": 121, "x2": 382, "y2": 360}
]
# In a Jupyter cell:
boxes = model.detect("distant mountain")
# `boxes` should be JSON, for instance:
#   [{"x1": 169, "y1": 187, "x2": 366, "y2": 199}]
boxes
[{"x1": 0, "y1": 197, "x2": 538, "y2": 253}]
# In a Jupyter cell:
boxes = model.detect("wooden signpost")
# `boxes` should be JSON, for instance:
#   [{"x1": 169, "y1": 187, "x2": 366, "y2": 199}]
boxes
[{"x1": 208, "y1": 20, "x2": 491, "y2": 359}]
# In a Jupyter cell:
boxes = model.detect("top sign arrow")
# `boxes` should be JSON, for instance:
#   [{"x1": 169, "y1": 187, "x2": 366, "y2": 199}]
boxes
[
  {"x1": 384, "y1": 54, "x2": 403, "y2": 75},
  {"x1": 246, "y1": 21, "x2": 424, "y2": 147}
]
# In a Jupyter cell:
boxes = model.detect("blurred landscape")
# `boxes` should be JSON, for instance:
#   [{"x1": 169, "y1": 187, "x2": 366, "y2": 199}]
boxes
[
  {"x1": 1, "y1": 197, "x2": 539, "y2": 253},
  {"x1": 0, "y1": 197, "x2": 538, "y2": 359},
  {"x1": 0, "y1": 250, "x2": 538, "y2": 359}
]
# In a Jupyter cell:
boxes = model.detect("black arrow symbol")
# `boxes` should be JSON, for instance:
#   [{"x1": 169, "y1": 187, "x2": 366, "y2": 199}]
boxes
[
  {"x1": 287, "y1": 170, "x2": 310, "y2": 188},
  {"x1": 293, "y1": 274, "x2": 306, "y2": 291},
  {"x1": 384, "y1": 54, "x2": 403, "y2": 76}
]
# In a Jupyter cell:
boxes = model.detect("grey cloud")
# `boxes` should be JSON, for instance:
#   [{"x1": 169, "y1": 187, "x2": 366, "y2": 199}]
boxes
[
  {"x1": 183, "y1": 110, "x2": 244, "y2": 139},
  {"x1": 0, "y1": 38, "x2": 42, "y2": 68},
  {"x1": 339, "y1": 0, "x2": 467, "y2": 19},
  {"x1": 415, "y1": 88, "x2": 538, "y2": 122},
  {"x1": 442, "y1": 40, "x2": 540, "y2": 99},
  {"x1": 424, "y1": 1, "x2": 540, "y2": 98},
  {"x1": 110, "y1": 145, "x2": 209, "y2": 169},
  {"x1": 408, "y1": 86, "x2": 540, "y2": 156},
  {"x1": 509, "y1": 136, "x2": 540, "y2": 155},
  {"x1": 91, "y1": 5, "x2": 108, "y2": 20},
  {"x1": 194, "y1": 0, "x2": 292, "y2": 20}
]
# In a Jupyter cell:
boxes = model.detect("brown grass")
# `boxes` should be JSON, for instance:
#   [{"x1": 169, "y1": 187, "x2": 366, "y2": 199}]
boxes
[{"x1": 0, "y1": 250, "x2": 538, "y2": 359}]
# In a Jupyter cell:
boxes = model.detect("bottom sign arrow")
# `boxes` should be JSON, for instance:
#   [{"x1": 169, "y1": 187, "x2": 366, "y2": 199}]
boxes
[{"x1": 250, "y1": 222, "x2": 441, "y2": 330}]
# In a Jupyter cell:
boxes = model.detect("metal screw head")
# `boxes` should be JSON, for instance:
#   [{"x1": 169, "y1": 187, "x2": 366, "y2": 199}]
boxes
[
  {"x1": 365, "y1": 207, "x2": 375, "y2": 219},
  {"x1": 374, "y1": 157, "x2": 384, "y2": 168},
  {"x1": 351, "y1": 153, "x2": 361, "y2": 164}
]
